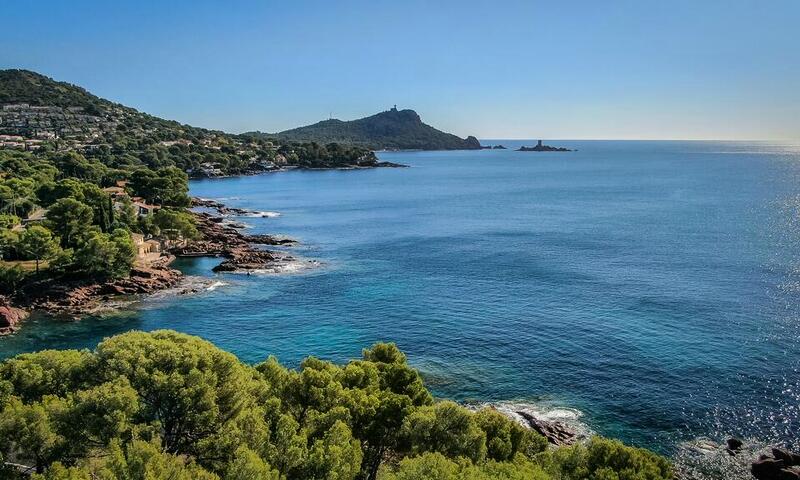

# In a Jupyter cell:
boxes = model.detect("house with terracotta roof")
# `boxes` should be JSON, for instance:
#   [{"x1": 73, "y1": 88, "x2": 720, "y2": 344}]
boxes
[{"x1": 132, "y1": 200, "x2": 160, "y2": 217}]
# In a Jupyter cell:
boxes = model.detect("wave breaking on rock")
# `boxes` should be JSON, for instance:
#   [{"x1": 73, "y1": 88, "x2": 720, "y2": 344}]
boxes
[{"x1": 467, "y1": 401, "x2": 591, "y2": 446}]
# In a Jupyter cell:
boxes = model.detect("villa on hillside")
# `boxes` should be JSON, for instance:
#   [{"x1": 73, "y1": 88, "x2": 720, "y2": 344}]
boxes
[
  {"x1": 132, "y1": 200, "x2": 160, "y2": 217},
  {"x1": 102, "y1": 185, "x2": 127, "y2": 199},
  {"x1": 131, "y1": 233, "x2": 161, "y2": 260},
  {"x1": 103, "y1": 179, "x2": 160, "y2": 217}
]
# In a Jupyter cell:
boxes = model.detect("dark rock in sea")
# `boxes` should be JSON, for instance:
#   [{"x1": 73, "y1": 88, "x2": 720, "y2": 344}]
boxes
[
  {"x1": 515, "y1": 410, "x2": 577, "y2": 446},
  {"x1": 492, "y1": 145, "x2": 507, "y2": 149},
  {"x1": 517, "y1": 140, "x2": 572, "y2": 152},
  {"x1": 752, "y1": 457, "x2": 785, "y2": 478},
  {"x1": 212, "y1": 250, "x2": 285, "y2": 272},
  {"x1": 374, "y1": 161, "x2": 408, "y2": 168},
  {"x1": 243, "y1": 234, "x2": 297, "y2": 246},
  {"x1": 727, "y1": 438, "x2": 744, "y2": 451},
  {"x1": 752, "y1": 448, "x2": 800, "y2": 480},
  {"x1": 773, "y1": 448, "x2": 799, "y2": 466}
]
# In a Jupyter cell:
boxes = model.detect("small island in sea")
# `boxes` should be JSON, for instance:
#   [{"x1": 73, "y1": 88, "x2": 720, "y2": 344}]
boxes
[{"x1": 517, "y1": 140, "x2": 573, "y2": 152}]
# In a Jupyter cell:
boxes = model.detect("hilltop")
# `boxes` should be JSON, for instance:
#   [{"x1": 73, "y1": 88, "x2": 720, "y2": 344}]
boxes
[
  {"x1": 0, "y1": 70, "x2": 390, "y2": 333},
  {"x1": 0, "y1": 69, "x2": 380, "y2": 174},
  {"x1": 257, "y1": 106, "x2": 481, "y2": 151}
]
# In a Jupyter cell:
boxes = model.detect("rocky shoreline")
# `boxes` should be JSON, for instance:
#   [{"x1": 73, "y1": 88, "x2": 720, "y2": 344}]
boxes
[
  {"x1": 467, "y1": 402, "x2": 586, "y2": 447},
  {"x1": 0, "y1": 198, "x2": 300, "y2": 335},
  {"x1": 515, "y1": 410, "x2": 578, "y2": 446},
  {"x1": 0, "y1": 256, "x2": 185, "y2": 334},
  {"x1": 189, "y1": 160, "x2": 407, "y2": 179},
  {"x1": 182, "y1": 198, "x2": 302, "y2": 273}
]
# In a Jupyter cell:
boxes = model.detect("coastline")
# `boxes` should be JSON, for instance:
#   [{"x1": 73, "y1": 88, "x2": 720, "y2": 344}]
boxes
[
  {"x1": 188, "y1": 159, "x2": 407, "y2": 180},
  {"x1": 0, "y1": 195, "x2": 304, "y2": 336},
  {"x1": 0, "y1": 157, "x2": 407, "y2": 336}
]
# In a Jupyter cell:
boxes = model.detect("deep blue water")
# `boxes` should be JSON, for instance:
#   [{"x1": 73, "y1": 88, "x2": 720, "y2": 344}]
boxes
[{"x1": 2, "y1": 140, "x2": 800, "y2": 453}]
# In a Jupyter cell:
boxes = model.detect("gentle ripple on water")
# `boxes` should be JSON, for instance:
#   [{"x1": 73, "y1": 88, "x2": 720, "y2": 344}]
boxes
[{"x1": 1, "y1": 141, "x2": 799, "y2": 468}]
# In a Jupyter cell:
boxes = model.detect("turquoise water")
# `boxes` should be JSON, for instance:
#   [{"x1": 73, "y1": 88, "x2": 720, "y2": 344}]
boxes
[{"x1": 2, "y1": 140, "x2": 800, "y2": 452}]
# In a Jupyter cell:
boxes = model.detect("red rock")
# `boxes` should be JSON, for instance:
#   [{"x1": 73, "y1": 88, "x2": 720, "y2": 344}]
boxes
[{"x1": 0, "y1": 297, "x2": 29, "y2": 335}]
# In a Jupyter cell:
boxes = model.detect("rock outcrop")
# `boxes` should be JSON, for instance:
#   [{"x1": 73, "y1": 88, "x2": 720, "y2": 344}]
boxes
[
  {"x1": 516, "y1": 410, "x2": 578, "y2": 446},
  {"x1": 752, "y1": 448, "x2": 800, "y2": 480},
  {"x1": 726, "y1": 437, "x2": 744, "y2": 455},
  {"x1": 517, "y1": 140, "x2": 572, "y2": 152},
  {"x1": 243, "y1": 234, "x2": 297, "y2": 246},
  {"x1": 0, "y1": 296, "x2": 29, "y2": 334},
  {"x1": 21, "y1": 256, "x2": 183, "y2": 317},
  {"x1": 192, "y1": 198, "x2": 277, "y2": 217},
  {"x1": 176, "y1": 199, "x2": 299, "y2": 273}
]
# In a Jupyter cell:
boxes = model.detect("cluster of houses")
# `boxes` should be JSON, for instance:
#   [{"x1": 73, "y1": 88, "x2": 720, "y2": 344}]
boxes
[
  {"x1": 19, "y1": 180, "x2": 167, "y2": 262},
  {"x1": 0, "y1": 103, "x2": 114, "y2": 142},
  {"x1": 0, "y1": 134, "x2": 46, "y2": 150}
]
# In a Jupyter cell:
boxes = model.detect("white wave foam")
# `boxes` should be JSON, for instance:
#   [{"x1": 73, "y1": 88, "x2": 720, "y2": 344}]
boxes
[
  {"x1": 673, "y1": 437, "x2": 772, "y2": 480},
  {"x1": 241, "y1": 211, "x2": 281, "y2": 218},
  {"x1": 206, "y1": 280, "x2": 228, "y2": 291},
  {"x1": 139, "y1": 276, "x2": 228, "y2": 305},
  {"x1": 239, "y1": 259, "x2": 322, "y2": 276},
  {"x1": 468, "y1": 400, "x2": 593, "y2": 440}
]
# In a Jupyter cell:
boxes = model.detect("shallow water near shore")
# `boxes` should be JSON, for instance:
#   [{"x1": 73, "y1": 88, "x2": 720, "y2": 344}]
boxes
[{"x1": 2, "y1": 140, "x2": 800, "y2": 461}]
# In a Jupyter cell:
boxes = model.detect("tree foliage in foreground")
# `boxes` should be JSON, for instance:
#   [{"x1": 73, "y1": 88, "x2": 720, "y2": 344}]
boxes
[{"x1": 0, "y1": 331, "x2": 672, "y2": 480}]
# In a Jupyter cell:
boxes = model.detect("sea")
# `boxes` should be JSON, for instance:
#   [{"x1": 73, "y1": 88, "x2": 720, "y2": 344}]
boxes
[{"x1": 2, "y1": 140, "x2": 799, "y2": 467}]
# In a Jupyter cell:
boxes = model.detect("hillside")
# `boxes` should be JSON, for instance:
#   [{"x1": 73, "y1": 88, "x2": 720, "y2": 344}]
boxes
[
  {"x1": 0, "y1": 69, "x2": 379, "y2": 174},
  {"x1": 0, "y1": 69, "x2": 112, "y2": 109},
  {"x1": 264, "y1": 107, "x2": 481, "y2": 150}
]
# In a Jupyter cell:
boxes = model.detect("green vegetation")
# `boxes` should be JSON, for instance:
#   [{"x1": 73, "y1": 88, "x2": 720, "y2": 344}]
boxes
[
  {"x1": 0, "y1": 149, "x2": 169, "y2": 292},
  {"x1": 257, "y1": 107, "x2": 482, "y2": 151},
  {"x1": 16, "y1": 225, "x2": 60, "y2": 273},
  {"x1": 0, "y1": 70, "x2": 107, "y2": 109},
  {"x1": 0, "y1": 331, "x2": 672, "y2": 480},
  {"x1": 0, "y1": 69, "x2": 387, "y2": 297},
  {"x1": 0, "y1": 69, "x2": 381, "y2": 176}
]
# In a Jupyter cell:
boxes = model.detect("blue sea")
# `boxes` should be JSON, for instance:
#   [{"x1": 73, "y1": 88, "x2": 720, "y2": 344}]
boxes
[{"x1": 2, "y1": 140, "x2": 800, "y2": 455}]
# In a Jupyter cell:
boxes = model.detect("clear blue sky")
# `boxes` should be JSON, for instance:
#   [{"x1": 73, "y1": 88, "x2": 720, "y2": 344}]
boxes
[{"x1": 2, "y1": 0, "x2": 798, "y2": 140}]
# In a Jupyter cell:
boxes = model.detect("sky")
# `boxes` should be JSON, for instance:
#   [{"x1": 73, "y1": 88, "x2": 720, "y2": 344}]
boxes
[{"x1": 1, "y1": 0, "x2": 798, "y2": 140}]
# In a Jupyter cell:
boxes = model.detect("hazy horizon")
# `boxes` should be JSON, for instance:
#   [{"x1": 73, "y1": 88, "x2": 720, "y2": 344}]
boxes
[{"x1": 2, "y1": 0, "x2": 798, "y2": 141}]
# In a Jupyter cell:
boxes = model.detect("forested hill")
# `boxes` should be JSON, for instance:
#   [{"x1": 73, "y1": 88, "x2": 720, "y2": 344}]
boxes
[
  {"x1": 0, "y1": 69, "x2": 209, "y2": 140},
  {"x1": 0, "y1": 69, "x2": 114, "y2": 110},
  {"x1": 0, "y1": 69, "x2": 379, "y2": 174},
  {"x1": 260, "y1": 107, "x2": 482, "y2": 150}
]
